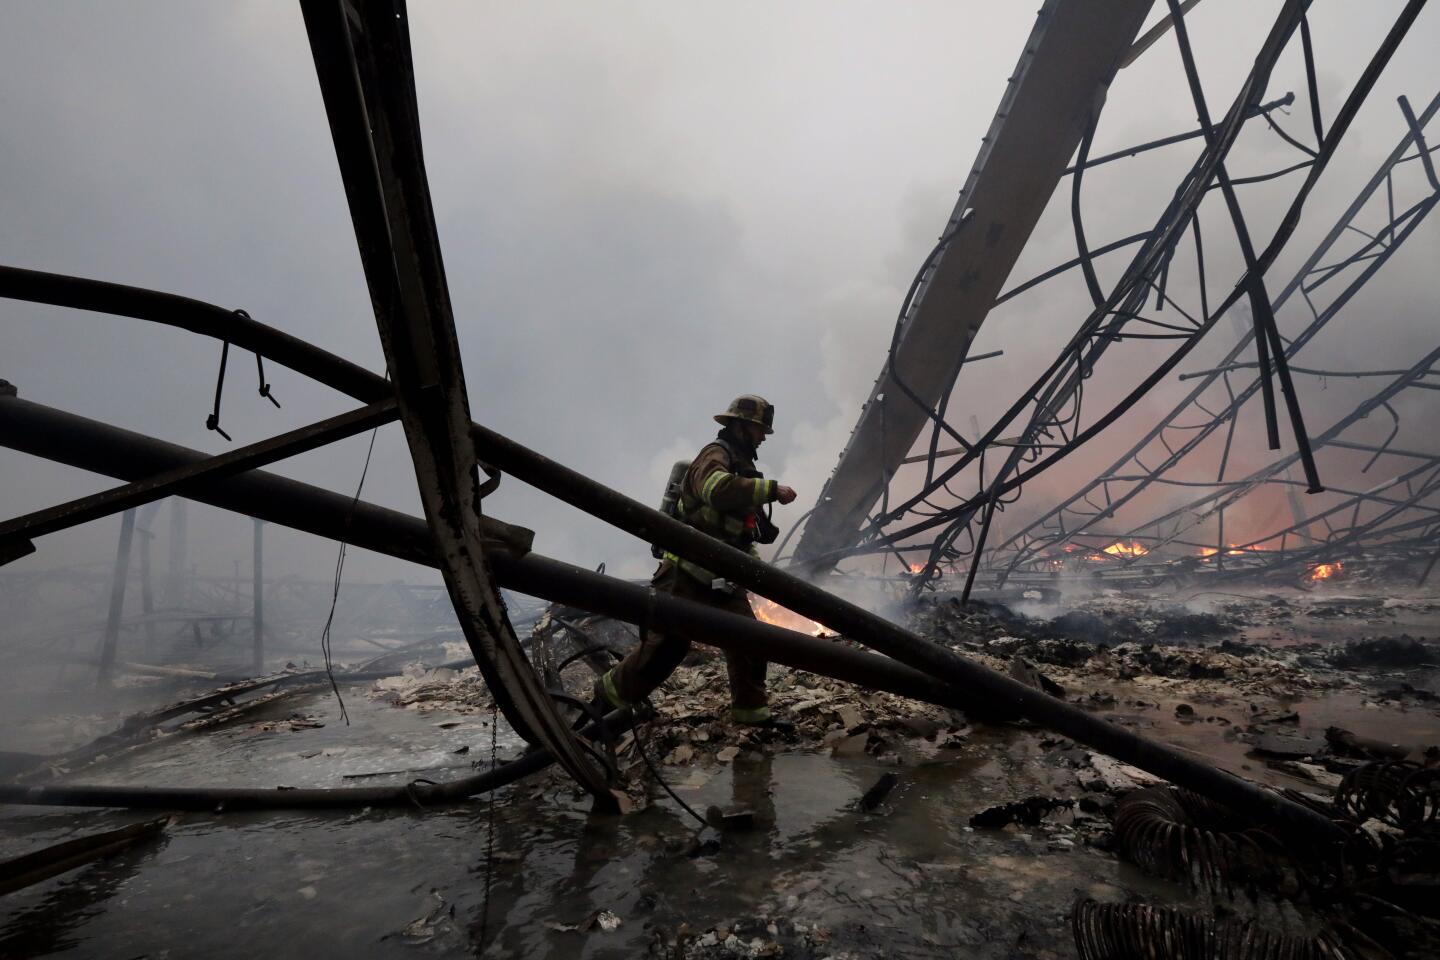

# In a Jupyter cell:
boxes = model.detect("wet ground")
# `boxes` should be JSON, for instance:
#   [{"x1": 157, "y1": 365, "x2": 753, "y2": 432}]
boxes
[
  {"x1": 0, "y1": 688, "x2": 1164, "y2": 958},
  {"x1": 3, "y1": 588, "x2": 1439, "y2": 958}
]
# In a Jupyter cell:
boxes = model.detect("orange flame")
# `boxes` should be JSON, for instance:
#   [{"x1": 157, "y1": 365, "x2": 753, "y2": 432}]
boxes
[
  {"x1": 1199, "y1": 543, "x2": 1267, "y2": 559},
  {"x1": 1309, "y1": 562, "x2": 1343, "y2": 581},
  {"x1": 1102, "y1": 540, "x2": 1149, "y2": 558},
  {"x1": 908, "y1": 563, "x2": 926, "y2": 574},
  {"x1": 750, "y1": 596, "x2": 834, "y2": 636}
]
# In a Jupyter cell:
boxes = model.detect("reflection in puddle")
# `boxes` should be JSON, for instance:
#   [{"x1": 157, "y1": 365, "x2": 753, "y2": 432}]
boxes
[{"x1": 3, "y1": 610, "x2": 1438, "y2": 957}]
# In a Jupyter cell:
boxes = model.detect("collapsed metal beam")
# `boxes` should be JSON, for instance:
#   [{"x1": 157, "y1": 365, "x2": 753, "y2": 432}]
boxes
[
  {"x1": 0, "y1": 400, "x2": 397, "y2": 549},
  {"x1": 991, "y1": 91, "x2": 1440, "y2": 581},
  {"x1": 1086, "y1": 344, "x2": 1440, "y2": 574},
  {"x1": 300, "y1": 0, "x2": 613, "y2": 805},
  {"x1": 0, "y1": 390, "x2": 1341, "y2": 839},
  {"x1": 793, "y1": 0, "x2": 1156, "y2": 571},
  {"x1": 804, "y1": 0, "x2": 1316, "y2": 579},
  {"x1": 835, "y1": 8, "x2": 1428, "y2": 584},
  {"x1": 0, "y1": 391, "x2": 969, "y2": 713}
]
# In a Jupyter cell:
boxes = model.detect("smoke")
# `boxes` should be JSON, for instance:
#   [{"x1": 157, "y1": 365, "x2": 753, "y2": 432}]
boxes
[{"x1": 1, "y1": 2, "x2": 1436, "y2": 597}]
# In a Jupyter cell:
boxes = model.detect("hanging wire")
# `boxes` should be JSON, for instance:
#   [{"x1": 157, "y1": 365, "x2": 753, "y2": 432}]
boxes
[
  {"x1": 317, "y1": 422, "x2": 380, "y2": 725},
  {"x1": 205, "y1": 341, "x2": 233, "y2": 441}
]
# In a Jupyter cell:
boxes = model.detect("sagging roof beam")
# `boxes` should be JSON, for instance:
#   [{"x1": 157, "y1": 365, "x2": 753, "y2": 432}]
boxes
[{"x1": 793, "y1": 0, "x2": 1155, "y2": 571}]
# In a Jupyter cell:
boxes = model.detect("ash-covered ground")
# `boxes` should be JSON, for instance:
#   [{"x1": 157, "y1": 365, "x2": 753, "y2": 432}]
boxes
[{"x1": 3, "y1": 583, "x2": 1438, "y2": 958}]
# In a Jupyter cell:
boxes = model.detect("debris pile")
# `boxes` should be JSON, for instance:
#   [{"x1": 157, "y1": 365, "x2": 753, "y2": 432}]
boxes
[
  {"x1": 371, "y1": 664, "x2": 487, "y2": 712},
  {"x1": 916, "y1": 592, "x2": 1244, "y2": 648}
]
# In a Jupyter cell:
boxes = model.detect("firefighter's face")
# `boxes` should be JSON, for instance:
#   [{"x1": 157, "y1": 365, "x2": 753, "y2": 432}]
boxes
[{"x1": 738, "y1": 420, "x2": 766, "y2": 447}]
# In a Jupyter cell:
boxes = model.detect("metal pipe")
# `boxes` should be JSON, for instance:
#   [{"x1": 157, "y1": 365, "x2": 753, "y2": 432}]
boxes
[
  {"x1": 497, "y1": 553, "x2": 973, "y2": 715},
  {"x1": 0, "y1": 711, "x2": 640, "y2": 813},
  {"x1": 0, "y1": 391, "x2": 1341, "y2": 839},
  {"x1": 0, "y1": 391, "x2": 975, "y2": 715},
  {"x1": 0, "y1": 400, "x2": 397, "y2": 544}
]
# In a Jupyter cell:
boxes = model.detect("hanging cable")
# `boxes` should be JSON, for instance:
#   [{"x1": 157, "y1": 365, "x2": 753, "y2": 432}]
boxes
[
  {"x1": 317, "y1": 422, "x2": 380, "y2": 725},
  {"x1": 206, "y1": 341, "x2": 232, "y2": 441}
]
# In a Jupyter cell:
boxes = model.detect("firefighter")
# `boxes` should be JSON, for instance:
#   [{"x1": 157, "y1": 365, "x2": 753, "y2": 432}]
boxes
[{"x1": 598, "y1": 395, "x2": 798, "y2": 727}]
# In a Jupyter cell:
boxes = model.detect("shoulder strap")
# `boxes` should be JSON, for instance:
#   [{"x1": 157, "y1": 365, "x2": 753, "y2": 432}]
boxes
[{"x1": 710, "y1": 436, "x2": 738, "y2": 468}]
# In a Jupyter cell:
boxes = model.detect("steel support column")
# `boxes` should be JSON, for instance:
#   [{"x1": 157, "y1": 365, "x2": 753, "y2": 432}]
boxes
[{"x1": 97, "y1": 509, "x2": 136, "y2": 687}]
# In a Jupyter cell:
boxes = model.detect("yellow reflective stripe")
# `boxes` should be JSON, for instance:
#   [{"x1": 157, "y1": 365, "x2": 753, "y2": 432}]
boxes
[
  {"x1": 751, "y1": 479, "x2": 773, "y2": 505},
  {"x1": 732, "y1": 705, "x2": 772, "y2": 724},
  {"x1": 600, "y1": 669, "x2": 631, "y2": 709},
  {"x1": 665, "y1": 552, "x2": 720, "y2": 586},
  {"x1": 700, "y1": 470, "x2": 728, "y2": 503},
  {"x1": 696, "y1": 506, "x2": 746, "y2": 536}
]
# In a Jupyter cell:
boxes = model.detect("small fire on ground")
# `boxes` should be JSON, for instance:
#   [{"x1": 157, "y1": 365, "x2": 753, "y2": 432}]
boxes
[
  {"x1": 750, "y1": 596, "x2": 836, "y2": 637},
  {"x1": 1309, "y1": 561, "x2": 1344, "y2": 581}
]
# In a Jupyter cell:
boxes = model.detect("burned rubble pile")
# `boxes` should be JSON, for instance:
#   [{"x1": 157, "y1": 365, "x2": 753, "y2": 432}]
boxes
[
  {"x1": 366, "y1": 591, "x2": 1440, "y2": 789},
  {"x1": 916, "y1": 591, "x2": 1440, "y2": 692},
  {"x1": 354, "y1": 590, "x2": 1440, "y2": 958}
]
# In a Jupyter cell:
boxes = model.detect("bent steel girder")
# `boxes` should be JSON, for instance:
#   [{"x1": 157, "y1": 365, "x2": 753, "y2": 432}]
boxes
[
  {"x1": 0, "y1": 389, "x2": 1342, "y2": 839},
  {"x1": 299, "y1": 0, "x2": 614, "y2": 803},
  {"x1": 990, "y1": 91, "x2": 1440, "y2": 582},
  {"x1": 793, "y1": 0, "x2": 1156, "y2": 572}
]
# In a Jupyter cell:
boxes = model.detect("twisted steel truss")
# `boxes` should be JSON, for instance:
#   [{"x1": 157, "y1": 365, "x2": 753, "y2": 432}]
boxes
[
  {"x1": 986, "y1": 89, "x2": 1440, "y2": 589},
  {"x1": 792, "y1": 0, "x2": 1436, "y2": 598}
]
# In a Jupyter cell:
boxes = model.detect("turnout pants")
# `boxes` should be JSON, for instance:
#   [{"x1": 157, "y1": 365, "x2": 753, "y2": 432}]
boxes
[{"x1": 602, "y1": 563, "x2": 771, "y2": 722}]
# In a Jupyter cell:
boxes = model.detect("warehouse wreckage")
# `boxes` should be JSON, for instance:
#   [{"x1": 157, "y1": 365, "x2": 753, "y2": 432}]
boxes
[{"x1": 2, "y1": 2, "x2": 1439, "y2": 957}]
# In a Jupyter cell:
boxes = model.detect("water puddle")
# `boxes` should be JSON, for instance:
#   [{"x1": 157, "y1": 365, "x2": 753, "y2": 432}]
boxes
[{"x1": 4, "y1": 606, "x2": 1439, "y2": 958}]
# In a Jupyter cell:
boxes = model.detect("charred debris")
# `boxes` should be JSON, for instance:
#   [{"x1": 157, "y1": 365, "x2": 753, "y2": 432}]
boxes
[{"x1": 3, "y1": 1, "x2": 1440, "y2": 958}]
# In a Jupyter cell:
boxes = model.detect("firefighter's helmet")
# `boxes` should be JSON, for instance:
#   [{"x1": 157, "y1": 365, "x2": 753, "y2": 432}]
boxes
[{"x1": 714, "y1": 395, "x2": 775, "y2": 434}]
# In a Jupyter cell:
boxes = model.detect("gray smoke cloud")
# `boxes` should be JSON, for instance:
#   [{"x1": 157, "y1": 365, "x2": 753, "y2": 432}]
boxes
[{"x1": 2, "y1": 1, "x2": 1436, "y2": 598}]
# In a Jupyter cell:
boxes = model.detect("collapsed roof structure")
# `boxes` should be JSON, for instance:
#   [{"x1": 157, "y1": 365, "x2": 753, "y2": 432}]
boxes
[
  {"x1": 1, "y1": 0, "x2": 1434, "y2": 884},
  {"x1": 793, "y1": 0, "x2": 1440, "y2": 603}
]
